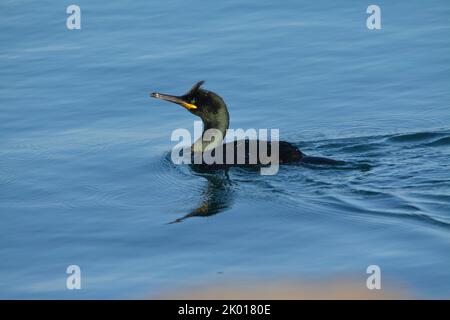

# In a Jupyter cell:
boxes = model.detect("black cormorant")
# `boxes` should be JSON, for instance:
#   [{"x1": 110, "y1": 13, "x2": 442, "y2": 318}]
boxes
[{"x1": 150, "y1": 81, "x2": 341, "y2": 167}]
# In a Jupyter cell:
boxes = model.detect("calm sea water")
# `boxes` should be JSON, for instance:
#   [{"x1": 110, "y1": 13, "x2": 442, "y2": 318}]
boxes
[{"x1": 1, "y1": 0, "x2": 449, "y2": 298}]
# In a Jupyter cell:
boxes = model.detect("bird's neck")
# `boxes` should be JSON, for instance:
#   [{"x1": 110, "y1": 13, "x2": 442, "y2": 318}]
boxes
[{"x1": 192, "y1": 108, "x2": 229, "y2": 153}]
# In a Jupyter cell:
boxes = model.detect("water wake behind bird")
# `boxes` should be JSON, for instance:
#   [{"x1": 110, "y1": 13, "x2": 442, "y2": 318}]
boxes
[{"x1": 158, "y1": 130, "x2": 450, "y2": 229}]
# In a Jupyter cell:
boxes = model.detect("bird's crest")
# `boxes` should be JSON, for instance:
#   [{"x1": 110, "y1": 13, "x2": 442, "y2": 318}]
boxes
[{"x1": 185, "y1": 80, "x2": 205, "y2": 96}]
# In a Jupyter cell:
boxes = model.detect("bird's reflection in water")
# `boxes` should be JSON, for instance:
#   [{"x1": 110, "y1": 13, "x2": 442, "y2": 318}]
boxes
[{"x1": 168, "y1": 165, "x2": 234, "y2": 224}]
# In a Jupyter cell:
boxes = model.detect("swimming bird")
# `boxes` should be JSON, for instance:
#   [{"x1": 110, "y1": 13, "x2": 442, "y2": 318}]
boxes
[{"x1": 150, "y1": 81, "x2": 341, "y2": 167}]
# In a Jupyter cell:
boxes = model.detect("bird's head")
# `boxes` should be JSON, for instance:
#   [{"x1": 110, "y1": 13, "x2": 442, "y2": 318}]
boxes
[{"x1": 150, "y1": 81, "x2": 229, "y2": 132}]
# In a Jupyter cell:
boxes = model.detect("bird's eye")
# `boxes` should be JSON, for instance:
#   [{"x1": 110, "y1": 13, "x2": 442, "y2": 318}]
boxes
[{"x1": 191, "y1": 98, "x2": 196, "y2": 104}]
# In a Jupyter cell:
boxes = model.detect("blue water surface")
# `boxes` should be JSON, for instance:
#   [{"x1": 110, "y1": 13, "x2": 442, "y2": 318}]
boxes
[{"x1": 1, "y1": 0, "x2": 449, "y2": 298}]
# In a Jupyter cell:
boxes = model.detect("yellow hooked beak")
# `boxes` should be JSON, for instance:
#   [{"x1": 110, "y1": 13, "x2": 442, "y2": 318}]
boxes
[{"x1": 150, "y1": 92, "x2": 198, "y2": 110}]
